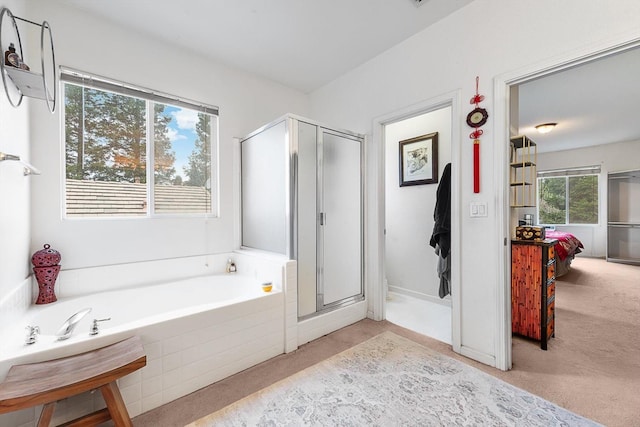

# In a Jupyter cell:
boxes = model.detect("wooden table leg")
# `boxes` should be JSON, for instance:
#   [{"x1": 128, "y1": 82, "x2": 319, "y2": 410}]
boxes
[
  {"x1": 100, "y1": 381, "x2": 132, "y2": 427},
  {"x1": 37, "y1": 402, "x2": 56, "y2": 427}
]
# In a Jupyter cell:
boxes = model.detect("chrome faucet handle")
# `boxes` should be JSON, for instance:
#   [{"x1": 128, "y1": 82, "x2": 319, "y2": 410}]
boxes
[
  {"x1": 89, "y1": 318, "x2": 111, "y2": 335},
  {"x1": 25, "y1": 325, "x2": 40, "y2": 345},
  {"x1": 56, "y1": 307, "x2": 92, "y2": 341}
]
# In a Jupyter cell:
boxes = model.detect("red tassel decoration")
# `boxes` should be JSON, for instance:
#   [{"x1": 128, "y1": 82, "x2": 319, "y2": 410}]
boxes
[{"x1": 473, "y1": 140, "x2": 480, "y2": 193}]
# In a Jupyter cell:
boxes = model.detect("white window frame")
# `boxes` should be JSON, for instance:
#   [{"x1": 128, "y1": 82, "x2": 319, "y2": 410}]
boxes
[
  {"x1": 60, "y1": 67, "x2": 219, "y2": 219},
  {"x1": 536, "y1": 165, "x2": 600, "y2": 226}
]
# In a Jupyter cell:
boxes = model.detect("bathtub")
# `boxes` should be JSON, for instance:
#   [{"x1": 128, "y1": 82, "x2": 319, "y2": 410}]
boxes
[{"x1": 0, "y1": 268, "x2": 291, "y2": 427}]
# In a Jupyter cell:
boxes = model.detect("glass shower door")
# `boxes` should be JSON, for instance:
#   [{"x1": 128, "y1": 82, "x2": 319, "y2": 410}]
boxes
[{"x1": 318, "y1": 129, "x2": 363, "y2": 309}]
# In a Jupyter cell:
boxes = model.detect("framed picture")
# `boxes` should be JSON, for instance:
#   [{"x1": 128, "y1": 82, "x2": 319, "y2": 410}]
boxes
[{"x1": 399, "y1": 132, "x2": 438, "y2": 186}]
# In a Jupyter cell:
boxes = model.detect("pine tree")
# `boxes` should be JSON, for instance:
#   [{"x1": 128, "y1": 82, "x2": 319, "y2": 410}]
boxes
[
  {"x1": 153, "y1": 103, "x2": 176, "y2": 184},
  {"x1": 65, "y1": 85, "x2": 178, "y2": 185},
  {"x1": 184, "y1": 113, "x2": 211, "y2": 188},
  {"x1": 64, "y1": 84, "x2": 84, "y2": 179},
  {"x1": 94, "y1": 92, "x2": 147, "y2": 183},
  {"x1": 65, "y1": 86, "x2": 111, "y2": 180},
  {"x1": 568, "y1": 176, "x2": 598, "y2": 224},
  {"x1": 539, "y1": 178, "x2": 566, "y2": 224}
]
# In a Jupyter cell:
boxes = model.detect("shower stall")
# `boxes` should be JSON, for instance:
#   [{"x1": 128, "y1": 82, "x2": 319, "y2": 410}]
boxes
[{"x1": 240, "y1": 115, "x2": 364, "y2": 318}]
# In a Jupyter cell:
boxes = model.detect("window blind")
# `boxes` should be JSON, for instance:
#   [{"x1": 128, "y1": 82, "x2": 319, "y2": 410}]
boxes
[
  {"x1": 537, "y1": 165, "x2": 601, "y2": 178},
  {"x1": 60, "y1": 67, "x2": 218, "y2": 115}
]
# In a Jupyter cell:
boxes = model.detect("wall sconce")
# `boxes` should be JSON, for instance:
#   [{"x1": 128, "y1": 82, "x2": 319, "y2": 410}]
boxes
[{"x1": 535, "y1": 122, "x2": 557, "y2": 134}]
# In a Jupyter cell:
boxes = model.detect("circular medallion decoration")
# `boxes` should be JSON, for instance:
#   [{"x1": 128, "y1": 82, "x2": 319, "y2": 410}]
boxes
[{"x1": 466, "y1": 107, "x2": 488, "y2": 128}]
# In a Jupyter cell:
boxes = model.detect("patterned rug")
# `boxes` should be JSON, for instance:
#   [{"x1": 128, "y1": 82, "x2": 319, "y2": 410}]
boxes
[{"x1": 188, "y1": 332, "x2": 600, "y2": 426}]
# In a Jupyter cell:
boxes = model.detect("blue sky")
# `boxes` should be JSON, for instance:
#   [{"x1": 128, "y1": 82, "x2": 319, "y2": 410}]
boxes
[{"x1": 163, "y1": 105, "x2": 198, "y2": 180}]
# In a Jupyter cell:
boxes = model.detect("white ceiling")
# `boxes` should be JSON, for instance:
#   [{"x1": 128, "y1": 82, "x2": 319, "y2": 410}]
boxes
[
  {"x1": 517, "y1": 47, "x2": 640, "y2": 153},
  {"x1": 55, "y1": 1, "x2": 640, "y2": 154},
  {"x1": 56, "y1": 0, "x2": 473, "y2": 94}
]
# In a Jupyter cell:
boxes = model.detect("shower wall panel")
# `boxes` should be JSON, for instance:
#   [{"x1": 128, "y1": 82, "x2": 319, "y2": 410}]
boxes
[{"x1": 241, "y1": 121, "x2": 288, "y2": 255}]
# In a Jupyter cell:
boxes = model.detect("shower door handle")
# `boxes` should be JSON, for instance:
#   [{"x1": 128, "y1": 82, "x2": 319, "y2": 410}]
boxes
[{"x1": 319, "y1": 212, "x2": 325, "y2": 225}]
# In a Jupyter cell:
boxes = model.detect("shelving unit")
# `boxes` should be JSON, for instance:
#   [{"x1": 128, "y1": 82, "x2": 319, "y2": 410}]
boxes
[
  {"x1": 0, "y1": 7, "x2": 56, "y2": 112},
  {"x1": 607, "y1": 169, "x2": 640, "y2": 265},
  {"x1": 510, "y1": 135, "x2": 537, "y2": 208}
]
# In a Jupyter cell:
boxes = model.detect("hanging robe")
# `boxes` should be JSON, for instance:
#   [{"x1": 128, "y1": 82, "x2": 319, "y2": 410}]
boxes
[{"x1": 429, "y1": 163, "x2": 451, "y2": 298}]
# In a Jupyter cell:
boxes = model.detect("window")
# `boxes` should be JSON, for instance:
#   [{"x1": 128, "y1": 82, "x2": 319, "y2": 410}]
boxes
[
  {"x1": 62, "y1": 68, "x2": 218, "y2": 217},
  {"x1": 537, "y1": 166, "x2": 599, "y2": 225}
]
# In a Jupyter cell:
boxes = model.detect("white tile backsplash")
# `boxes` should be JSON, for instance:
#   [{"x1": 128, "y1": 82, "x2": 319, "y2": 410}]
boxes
[{"x1": 0, "y1": 278, "x2": 32, "y2": 342}]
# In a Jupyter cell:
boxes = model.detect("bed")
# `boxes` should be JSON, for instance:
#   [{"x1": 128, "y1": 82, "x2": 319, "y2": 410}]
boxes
[{"x1": 545, "y1": 229, "x2": 584, "y2": 277}]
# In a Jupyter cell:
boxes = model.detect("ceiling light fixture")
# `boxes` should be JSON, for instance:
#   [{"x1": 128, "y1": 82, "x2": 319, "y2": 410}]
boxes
[{"x1": 535, "y1": 122, "x2": 557, "y2": 134}]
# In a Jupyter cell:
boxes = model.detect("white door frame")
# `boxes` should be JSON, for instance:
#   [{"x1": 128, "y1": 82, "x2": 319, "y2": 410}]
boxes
[
  {"x1": 494, "y1": 37, "x2": 640, "y2": 370},
  {"x1": 370, "y1": 90, "x2": 462, "y2": 354}
]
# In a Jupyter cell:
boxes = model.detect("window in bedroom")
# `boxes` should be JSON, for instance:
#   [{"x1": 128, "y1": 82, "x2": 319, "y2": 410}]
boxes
[
  {"x1": 61, "y1": 68, "x2": 218, "y2": 218},
  {"x1": 537, "y1": 166, "x2": 599, "y2": 225}
]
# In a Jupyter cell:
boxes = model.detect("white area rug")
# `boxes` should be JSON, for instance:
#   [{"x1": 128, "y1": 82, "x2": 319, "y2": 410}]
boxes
[{"x1": 189, "y1": 332, "x2": 600, "y2": 426}]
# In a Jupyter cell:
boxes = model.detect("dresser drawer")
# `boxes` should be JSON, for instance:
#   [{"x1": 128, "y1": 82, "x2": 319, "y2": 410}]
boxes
[
  {"x1": 546, "y1": 317, "x2": 554, "y2": 340},
  {"x1": 548, "y1": 244, "x2": 555, "y2": 260},
  {"x1": 547, "y1": 298, "x2": 555, "y2": 321}
]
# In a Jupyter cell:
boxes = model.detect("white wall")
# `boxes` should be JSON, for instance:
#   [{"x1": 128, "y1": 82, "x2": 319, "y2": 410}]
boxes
[
  {"x1": 0, "y1": 0, "x2": 31, "y2": 300},
  {"x1": 25, "y1": 1, "x2": 309, "y2": 270},
  {"x1": 309, "y1": 0, "x2": 640, "y2": 365},
  {"x1": 385, "y1": 107, "x2": 451, "y2": 300},
  {"x1": 537, "y1": 139, "x2": 640, "y2": 258}
]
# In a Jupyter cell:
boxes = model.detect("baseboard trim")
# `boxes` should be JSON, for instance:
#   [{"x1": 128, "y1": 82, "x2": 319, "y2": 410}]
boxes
[
  {"x1": 460, "y1": 345, "x2": 497, "y2": 368},
  {"x1": 297, "y1": 301, "x2": 367, "y2": 346},
  {"x1": 388, "y1": 286, "x2": 451, "y2": 307}
]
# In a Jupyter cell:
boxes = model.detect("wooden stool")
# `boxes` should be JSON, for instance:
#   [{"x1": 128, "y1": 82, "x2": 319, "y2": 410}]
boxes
[{"x1": 0, "y1": 336, "x2": 146, "y2": 427}]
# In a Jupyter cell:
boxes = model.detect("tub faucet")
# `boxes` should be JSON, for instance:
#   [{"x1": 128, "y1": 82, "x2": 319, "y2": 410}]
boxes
[
  {"x1": 25, "y1": 325, "x2": 40, "y2": 345},
  {"x1": 89, "y1": 317, "x2": 111, "y2": 335},
  {"x1": 56, "y1": 307, "x2": 92, "y2": 341}
]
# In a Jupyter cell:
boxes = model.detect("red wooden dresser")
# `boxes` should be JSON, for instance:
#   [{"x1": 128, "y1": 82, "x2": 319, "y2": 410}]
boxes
[{"x1": 511, "y1": 239, "x2": 557, "y2": 350}]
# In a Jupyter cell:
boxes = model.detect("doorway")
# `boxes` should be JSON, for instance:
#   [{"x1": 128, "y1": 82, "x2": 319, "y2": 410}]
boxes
[
  {"x1": 381, "y1": 105, "x2": 453, "y2": 344},
  {"x1": 497, "y1": 41, "x2": 640, "y2": 369}
]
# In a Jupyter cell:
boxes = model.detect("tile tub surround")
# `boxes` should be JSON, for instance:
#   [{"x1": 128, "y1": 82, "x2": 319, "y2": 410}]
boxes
[
  {"x1": 0, "y1": 253, "x2": 295, "y2": 427},
  {"x1": 0, "y1": 277, "x2": 32, "y2": 342}
]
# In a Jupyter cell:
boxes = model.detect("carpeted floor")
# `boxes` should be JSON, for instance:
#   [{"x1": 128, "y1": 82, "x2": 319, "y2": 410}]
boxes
[
  {"x1": 509, "y1": 257, "x2": 640, "y2": 426},
  {"x1": 188, "y1": 331, "x2": 599, "y2": 426},
  {"x1": 133, "y1": 257, "x2": 640, "y2": 427}
]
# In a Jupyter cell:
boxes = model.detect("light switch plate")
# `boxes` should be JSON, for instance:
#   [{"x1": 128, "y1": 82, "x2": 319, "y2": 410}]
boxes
[{"x1": 470, "y1": 202, "x2": 488, "y2": 217}]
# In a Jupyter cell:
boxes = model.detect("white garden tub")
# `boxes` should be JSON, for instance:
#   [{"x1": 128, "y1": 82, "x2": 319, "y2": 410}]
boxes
[{"x1": 0, "y1": 272, "x2": 286, "y2": 426}]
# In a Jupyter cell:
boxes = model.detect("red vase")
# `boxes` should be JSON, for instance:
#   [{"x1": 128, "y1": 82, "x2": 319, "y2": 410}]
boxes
[
  {"x1": 31, "y1": 244, "x2": 62, "y2": 304},
  {"x1": 33, "y1": 265, "x2": 60, "y2": 304}
]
